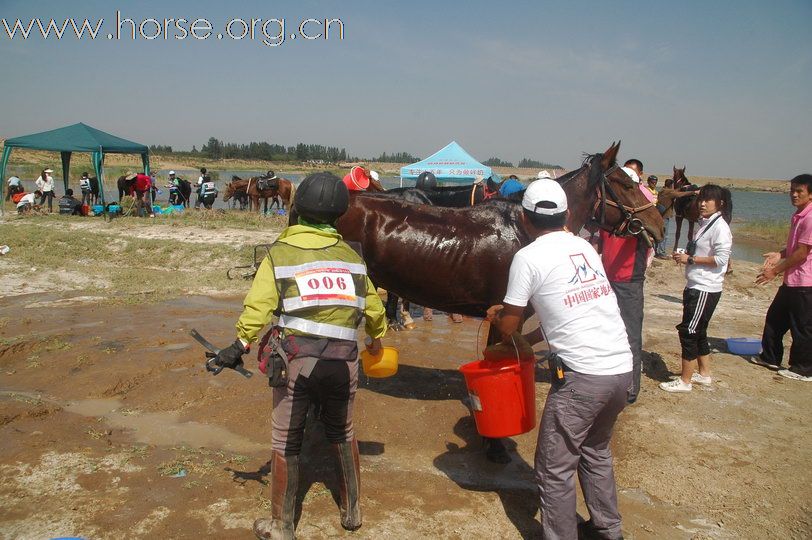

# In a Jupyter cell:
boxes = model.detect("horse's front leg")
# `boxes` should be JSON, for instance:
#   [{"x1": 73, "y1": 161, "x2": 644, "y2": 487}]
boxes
[
  {"x1": 674, "y1": 216, "x2": 683, "y2": 250},
  {"x1": 687, "y1": 220, "x2": 696, "y2": 242}
]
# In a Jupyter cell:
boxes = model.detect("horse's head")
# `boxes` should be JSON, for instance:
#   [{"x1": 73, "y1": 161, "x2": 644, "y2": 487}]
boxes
[
  {"x1": 223, "y1": 176, "x2": 242, "y2": 202},
  {"x1": 584, "y1": 142, "x2": 663, "y2": 245},
  {"x1": 485, "y1": 176, "x2": 503, "y2": 193},
  {"x1": 673, "y1": 166, "x2": 687, "y2": 187}
]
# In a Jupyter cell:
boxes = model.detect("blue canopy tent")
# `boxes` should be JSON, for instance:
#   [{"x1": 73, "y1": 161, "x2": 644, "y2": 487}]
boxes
[{"x1": 400, "y1": 141, "x2": 492, "y2": 186}]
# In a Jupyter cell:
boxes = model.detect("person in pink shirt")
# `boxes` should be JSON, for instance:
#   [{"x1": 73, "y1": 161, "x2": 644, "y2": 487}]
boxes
[{"x1": 754, "y1": 174, "x2": 812, "y2": 381}]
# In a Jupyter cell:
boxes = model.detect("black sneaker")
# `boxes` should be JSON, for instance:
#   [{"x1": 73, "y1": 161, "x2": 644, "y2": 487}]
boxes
[{"x1": 578, "y1": 520, "x2": 624, "y2": 540}]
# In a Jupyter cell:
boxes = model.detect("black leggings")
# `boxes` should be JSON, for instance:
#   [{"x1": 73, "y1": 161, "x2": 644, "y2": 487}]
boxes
[{"x1": 39, "y1": 191, "x2": 54, "y2": 211}]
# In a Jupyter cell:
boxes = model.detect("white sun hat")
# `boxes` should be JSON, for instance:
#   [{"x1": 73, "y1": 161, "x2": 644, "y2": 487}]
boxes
[
  {"x1": 537, "y1": 170, "x2": 552, "y2": 179},
  {"x1": 168, "y1": 170, "x2": 176, "y2": 175},
  {"x1": 621, "y1": 166, "x2": 640, "y2": 183},
  {"x1": 370, "y1": 170, "x2": 380, "y2": 181},
  {"x1": 522, "y1": 179, "x2": 568, "y2": 215}
]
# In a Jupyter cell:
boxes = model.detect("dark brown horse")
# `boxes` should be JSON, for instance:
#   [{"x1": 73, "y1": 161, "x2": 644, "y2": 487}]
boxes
[
  {"x1": 298, "y1": 142, "x2": 662, "y2": 317},
  {"x1": 672, "y1": 166, "x2": 700, "y2": 250},
  {"x1": 223, "y1": 176, "x2": 295, "y2": 213}
]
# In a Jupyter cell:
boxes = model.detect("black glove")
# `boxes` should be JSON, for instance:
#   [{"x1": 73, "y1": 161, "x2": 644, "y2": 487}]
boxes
[{"x1": 214, "y1": 339, "x2": 247, "y2": 369}]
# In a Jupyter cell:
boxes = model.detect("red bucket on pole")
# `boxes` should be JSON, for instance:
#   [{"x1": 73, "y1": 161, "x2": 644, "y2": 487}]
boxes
[{"x1": 459, "y1": 357, "x2": 536, "y2": 438}]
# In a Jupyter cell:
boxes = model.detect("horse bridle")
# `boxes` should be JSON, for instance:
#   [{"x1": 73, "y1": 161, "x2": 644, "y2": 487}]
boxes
[{"x1": 588, "y1": 164, "x2": 655, "y2": 243}]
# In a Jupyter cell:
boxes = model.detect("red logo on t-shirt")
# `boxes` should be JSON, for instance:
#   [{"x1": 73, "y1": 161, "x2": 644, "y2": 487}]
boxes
[{"x1": 568, "y1": 253, "x2": 603, "y2": 284}]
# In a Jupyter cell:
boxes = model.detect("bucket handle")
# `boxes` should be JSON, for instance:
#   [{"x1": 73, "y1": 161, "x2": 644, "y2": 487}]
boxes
[{"x1": 476, "y1": 319, "x2": 522, "y2": 366}]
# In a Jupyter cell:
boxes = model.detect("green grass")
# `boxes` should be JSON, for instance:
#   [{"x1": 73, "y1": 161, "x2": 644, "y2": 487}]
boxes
[
  {"x1": 734, "y1": 219, "x2": 789, "y2": 245},
  {"x1": 0, "y1": 212, "x2": 287, "y2": 301}
]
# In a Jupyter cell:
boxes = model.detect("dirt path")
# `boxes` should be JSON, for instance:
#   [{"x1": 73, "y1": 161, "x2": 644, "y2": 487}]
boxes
[{"x1": 0, "y1": 260, "x2": 810, "y2": 539}]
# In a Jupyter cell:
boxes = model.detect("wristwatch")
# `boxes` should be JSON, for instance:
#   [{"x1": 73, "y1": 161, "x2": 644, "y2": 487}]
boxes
[{"x1": 687, "y1": 256, "x2": 695, "y2": 265}]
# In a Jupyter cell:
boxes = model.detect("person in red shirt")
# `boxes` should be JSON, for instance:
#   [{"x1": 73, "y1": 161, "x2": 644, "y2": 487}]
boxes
[
  {"x1": 130, "y1": 173, "x2": 155, "y2": 217},
  {"x1": 598, "y1": 158, "x2": 651, "y2": 404}
]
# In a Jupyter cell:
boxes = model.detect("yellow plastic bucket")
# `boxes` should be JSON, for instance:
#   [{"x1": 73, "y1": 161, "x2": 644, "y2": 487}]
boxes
[{"x1": 360, "y1": 346, "x2": 399, "y2": 378}]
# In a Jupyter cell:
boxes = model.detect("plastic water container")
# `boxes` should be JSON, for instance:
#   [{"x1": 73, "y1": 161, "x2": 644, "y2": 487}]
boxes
[
  {"x1": 460, "y1": 357, "x2": 536, "y2": 438},
  {"x1": 108, "y1": 204, "x2": 121, "y2": 213},
  {"x1": 726, "y1": 338, "x2": 761, "y2": 356},
  {"x1": 360, "y1": 347, "x2": 398, "y2": 378},
  {"x1": 92, "y1": 205, "x2": 104, "y2": 214}
]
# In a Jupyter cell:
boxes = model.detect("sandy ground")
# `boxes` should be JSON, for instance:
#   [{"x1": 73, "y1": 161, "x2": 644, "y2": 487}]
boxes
[{"x1": 1, "y1": 244, "x2": 811, "y2": 539}]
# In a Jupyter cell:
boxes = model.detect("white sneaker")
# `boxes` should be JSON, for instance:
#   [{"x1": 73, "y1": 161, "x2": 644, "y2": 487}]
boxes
[
  {"x1": 777, "y1": 369, "x2": 812, "y2": 382},
  {"x1": 691, "y1": 373, "x2": 712, "y2": 385},
  {"x1": 660, "y1": 378, "x2": 692, "y2": 393}
]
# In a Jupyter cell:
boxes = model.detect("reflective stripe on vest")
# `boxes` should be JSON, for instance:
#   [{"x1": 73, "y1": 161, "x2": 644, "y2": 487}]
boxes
[
  {"x1": 277, "y1": 315, "x2": 358, "y2": 341},
  {"x1": 270, "y1": 238, "x2": 367, "y2": 341}
]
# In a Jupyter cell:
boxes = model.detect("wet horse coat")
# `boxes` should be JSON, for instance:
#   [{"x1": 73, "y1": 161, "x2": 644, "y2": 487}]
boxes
[{"x1": 326, "y1": 144, "x2": 663, "y2": 317}]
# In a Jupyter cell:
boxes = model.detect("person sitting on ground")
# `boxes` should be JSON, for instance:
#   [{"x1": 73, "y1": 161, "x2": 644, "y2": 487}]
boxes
[
  {"x1": 16, "y1": 190, "x2": 42, "y2": 214},
  {"x1": 753, "y1": 173, "x2": 812, "y2": 381},
  {"x1": 5, "y1": 175, "x2": 23, "y2": 201},
  {"x1": 58, "y1": 188, "x2": 83, "y2": 216}
]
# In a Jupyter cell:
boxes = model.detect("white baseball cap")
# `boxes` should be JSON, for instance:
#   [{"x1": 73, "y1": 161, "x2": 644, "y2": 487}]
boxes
[
  {"x1": 168, "y1": 170, "x2": 176, "y2": 175},
  {"x1": 537, "y1": 170, "x2": 552, "y2": 179},
  {"x1": 44, "y1": 168, "x2": 54, "y2": 173},
  {"x1": 370, "y1": 170, "x2": 379, "y2": 181},
  {"x1": 522, "y1": 179, "x2": 568, "y2": 215},
  {"x1": 621, "y1": 166, "x2": 640, "y2": 183}
]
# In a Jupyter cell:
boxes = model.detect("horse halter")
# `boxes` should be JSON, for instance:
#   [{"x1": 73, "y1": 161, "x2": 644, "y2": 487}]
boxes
[{"x1": 591, "y1": 165, "x2": 655, "y2": 243}]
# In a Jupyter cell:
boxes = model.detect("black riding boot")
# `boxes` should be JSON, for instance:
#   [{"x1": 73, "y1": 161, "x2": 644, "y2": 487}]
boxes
[
  {"x1": 254, "y1": 451, "x2": 298, "y2": 540},
  {"x1": 332, "y1": 439, "x2": 362, "y2": 531}
]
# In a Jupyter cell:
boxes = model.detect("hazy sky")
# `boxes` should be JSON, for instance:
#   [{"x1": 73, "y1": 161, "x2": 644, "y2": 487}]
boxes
[{"x1": 1, "y1": 0, "x2": 809, "y2": 179}]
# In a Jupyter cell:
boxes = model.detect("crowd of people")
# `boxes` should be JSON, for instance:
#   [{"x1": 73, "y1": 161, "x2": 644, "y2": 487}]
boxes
[{"x1": 5, "y1": 166, "x2": 222, "y2": 216}]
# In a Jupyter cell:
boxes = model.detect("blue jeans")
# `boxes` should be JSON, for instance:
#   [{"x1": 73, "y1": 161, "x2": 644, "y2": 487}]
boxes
[{"x1": 656, "y1": 217, "x2": 671, "y2": 256}]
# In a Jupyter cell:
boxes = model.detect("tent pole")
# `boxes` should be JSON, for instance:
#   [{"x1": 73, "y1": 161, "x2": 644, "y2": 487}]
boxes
[
  {"x1": 61, "y1": 151, "x2": 71, "y2": 194},
  {"x1": 93, "y1": 149, "x2": 106, "y2": 206},
  {"x1": 0, "y1": 146, "x2": 11, "y2": 216}
]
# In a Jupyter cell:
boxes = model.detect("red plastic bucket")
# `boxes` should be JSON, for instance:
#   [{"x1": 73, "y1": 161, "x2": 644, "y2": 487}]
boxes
[
  {"x1": 459, "y1": 357, "x2": 536, "y2": 438},
  {"x1": 342, "y1": 166, "x2": 369, "y2": 191}
]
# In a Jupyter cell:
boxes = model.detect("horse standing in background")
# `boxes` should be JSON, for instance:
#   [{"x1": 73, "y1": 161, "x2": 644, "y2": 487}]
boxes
[
  {"x1": 672, "y1": 166, "x2": 700, "y2": 250},
  {"x1": 222, "y1": 176, "x2": 295, "y2": 213}
]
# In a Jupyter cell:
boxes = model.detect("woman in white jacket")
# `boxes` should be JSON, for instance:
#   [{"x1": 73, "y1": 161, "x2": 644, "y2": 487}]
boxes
[
  {"x1": 660, "y1": 184, "x2": 733, "y2": 393},
  {"x1": 35, "y1": 168, "x2": 55, "y2": 213}
]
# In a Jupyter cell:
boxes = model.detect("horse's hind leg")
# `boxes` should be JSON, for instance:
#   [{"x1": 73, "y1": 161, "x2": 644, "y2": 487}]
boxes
[{"x1": 687, "y1": 220, "x2": 696, "y2": 241}]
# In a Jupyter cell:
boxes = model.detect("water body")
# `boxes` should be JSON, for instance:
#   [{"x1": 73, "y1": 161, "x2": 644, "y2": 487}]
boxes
[{"x1": 8, "y1": 167, "x2": 793, "y2": 262}]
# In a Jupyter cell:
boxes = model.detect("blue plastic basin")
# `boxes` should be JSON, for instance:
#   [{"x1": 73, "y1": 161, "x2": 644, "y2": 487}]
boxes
[{"x1": 726, "y1": 337, "x2": 761, "y2": 356}]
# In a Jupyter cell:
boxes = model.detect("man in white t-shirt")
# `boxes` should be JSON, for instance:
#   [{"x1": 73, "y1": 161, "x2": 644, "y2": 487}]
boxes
[{"x1": 487, "y1": 179, "x2": 632, "y2": 540}]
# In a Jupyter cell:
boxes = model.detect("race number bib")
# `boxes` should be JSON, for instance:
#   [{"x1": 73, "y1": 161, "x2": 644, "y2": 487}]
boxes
[{"x1": 294, "y1": 267, "x2": 357, "y2": 302}]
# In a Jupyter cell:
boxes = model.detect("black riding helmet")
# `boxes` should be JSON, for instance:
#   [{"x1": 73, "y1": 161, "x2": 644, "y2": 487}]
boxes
[
  {"x1": 294, "y1": 172, "x2": 349, "y2": 224},
  {"x1": 416, "y1": 171, "x2": 437, "y2": 191}
]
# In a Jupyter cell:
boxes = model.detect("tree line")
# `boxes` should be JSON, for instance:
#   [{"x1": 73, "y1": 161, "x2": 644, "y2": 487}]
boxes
[
  {"x1": 149, "y1": 139, "x2": 418, "y2": 164},
  {"x1": 148, "y1": 140, "x2": 559, "y2": 168}
]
